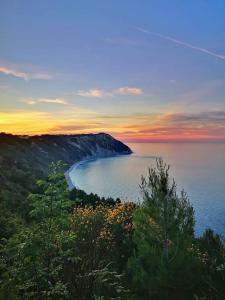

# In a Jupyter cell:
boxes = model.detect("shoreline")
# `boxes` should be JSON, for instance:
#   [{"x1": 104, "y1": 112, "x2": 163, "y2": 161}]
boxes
[
  {"x1": 64, "y1": 151, "x2": 131, "y2": 190},
  {"x1": 65, "y1": 158, "x2": 94, "y2": 190}
]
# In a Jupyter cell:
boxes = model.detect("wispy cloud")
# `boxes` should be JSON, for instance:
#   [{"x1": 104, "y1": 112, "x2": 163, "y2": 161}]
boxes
[
  {"x1": 77, "y1": 87, "x2": 143, "y2": 97},
  {"x1": 50, "y1": 123, "x2": 105, "y2": 132},
  {"x1": 21, "y1": 99, "x2": 36, "y2": 105},
  {"x1": 136, "y1": 26, "x2": 225, "y2": 61},
  {"x1": 77, "y1": 89, "x2": 105, "y2": 98},
  {"x1": 37, "y1": 98, "x2": 67, "y2": 104},
  {"x1": 0, "y1": 111, "x2": 53, "y2": 134},
  {"x1": 167, "y1": 111, "x2": 225, "y2": 125},
  {"x1": 21, "y1": 98, "x2": 67, "y2": 105},
  {"x1": 99, "y1": 110, "x2": 225, "y2": 142},
  {"x1": 115, "y1": 87, "x2": 144, "y2": 95},
  {"x1": 0, "y1": 66, "x2": 52, "y2": 80},
  {"x1": 2, "y1": 107, "x2": 225, "y2": 141}
]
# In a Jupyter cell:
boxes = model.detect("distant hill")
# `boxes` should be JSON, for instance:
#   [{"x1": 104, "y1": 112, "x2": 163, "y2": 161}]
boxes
[{"x1": 0, "y1": 133, "x2": 132, "y2": 211}]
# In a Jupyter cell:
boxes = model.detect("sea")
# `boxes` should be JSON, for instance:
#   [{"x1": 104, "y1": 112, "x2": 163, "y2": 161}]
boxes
[{"x1": 69, "y1": 143, "x2": 225, "y2": 236}]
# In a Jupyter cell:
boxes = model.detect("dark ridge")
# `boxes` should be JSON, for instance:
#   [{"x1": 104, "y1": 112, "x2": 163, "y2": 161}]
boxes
[{"x1": 0, "y1": 133, "x2": 132, "y2": 211}]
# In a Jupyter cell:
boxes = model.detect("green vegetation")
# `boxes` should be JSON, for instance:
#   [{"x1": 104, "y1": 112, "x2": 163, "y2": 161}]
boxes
[
  {"x1": 0, "y1": 132, "x2": 131, "y2": 214},
  {"x1": 0, "y1": 159, "x2": 224, "y2": 299}
]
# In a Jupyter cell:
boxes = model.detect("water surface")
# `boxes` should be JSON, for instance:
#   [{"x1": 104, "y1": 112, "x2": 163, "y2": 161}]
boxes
[{"x1": 69, "y1": 143, "x2": 225, "y2": 235}]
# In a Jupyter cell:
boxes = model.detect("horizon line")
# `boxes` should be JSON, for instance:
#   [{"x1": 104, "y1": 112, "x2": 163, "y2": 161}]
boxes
[{"x1": 1, "y1": 131, "x2": 225, "y2": 143}]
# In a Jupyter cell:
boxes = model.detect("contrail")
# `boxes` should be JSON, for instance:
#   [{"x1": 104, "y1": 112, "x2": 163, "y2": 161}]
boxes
[{"x1": 136, "y1": 26, "x2": 225, "y2": 61}]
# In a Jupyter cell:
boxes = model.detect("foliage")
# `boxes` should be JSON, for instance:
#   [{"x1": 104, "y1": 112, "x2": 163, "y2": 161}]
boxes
[
  {"x1": 0, "y1": 162, "x2": 134, "y2": 299},
  {"x1": 70, "y1": 188, "x2": 121, "y2": 207},
  {"x1": 196, "y1": 229, "x2": 225, "y2": 299},
  {"x1": 0, "y1": 162, "x2": 75, "y2": 299},
  {"x1": 68, "y1": 202, "x2": 135, "y2": 299},
  {"x1": 128, "y1": 159, "x2": 212, "y2": 299},
  {"x1": 0, "y1": 159, "x2": 225, "y2": 300}
]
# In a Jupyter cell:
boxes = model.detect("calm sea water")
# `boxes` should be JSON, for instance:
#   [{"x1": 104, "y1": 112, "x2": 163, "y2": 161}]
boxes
[{"x1": 69, "y1": 143, "x2": 225, "y2": 235}]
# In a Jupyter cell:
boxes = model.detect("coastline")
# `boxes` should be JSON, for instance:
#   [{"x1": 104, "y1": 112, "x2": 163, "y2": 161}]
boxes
[
  {"x1": 64, "y1": 151, "x2": 132, "y2": 191},
  {"x1": 65, "y1": 158, "x2": 93, "y2": 190}
]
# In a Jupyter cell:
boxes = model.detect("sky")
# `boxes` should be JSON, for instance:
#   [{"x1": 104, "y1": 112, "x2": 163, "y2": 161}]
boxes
[{"x1": 0, "y1": 0, "x2": 225, "y2": 142}]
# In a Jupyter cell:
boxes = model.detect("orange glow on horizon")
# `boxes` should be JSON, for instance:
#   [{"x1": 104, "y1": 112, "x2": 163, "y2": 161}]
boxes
[{"x1": 1, "y1": 111, "x2": 225, "y2": 143}]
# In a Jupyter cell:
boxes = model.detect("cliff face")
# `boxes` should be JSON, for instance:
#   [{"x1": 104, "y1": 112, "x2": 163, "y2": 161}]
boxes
[{"x1": 0, "y1": 133, "x2": 131, "y2": 210}]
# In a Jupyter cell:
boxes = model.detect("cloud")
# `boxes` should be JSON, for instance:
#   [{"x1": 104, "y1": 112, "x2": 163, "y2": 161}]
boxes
[
  {"x1": 0, "y1": 108, "x2": 100, "y2": 135},
  {"x1": 77, "y1": 89, "x2": 104, "y2": 98},
  {"x1": 136, "y1": 27, "x2": 225, "y2": 61},
  {"x1": 2, "y1": 107, "x2": 225, "y2": 141},
  {"x1": 50, "y1": 123, "x2": 105, "y2": 132},
  {"x1": 115, "y1": 87, "x2": 144, "y2": 95},
  {"x1": 77, "y1": 87, "x2": 143, "y2": 98},
  {"x1": 167, "y1": 111, "x2": 225, "y2": 125},
  {"x1": 96, "y1": 112, "x2": 156, "y2": 121},
  {"x1": 21, "y1": 99, "x2": 36, "y2": 105},
  {"x1": 0, "y1": 66, "x2": 52, "y2": 80},
  {"x1": 107, "y1": 110, "x2": 225, "y2": 142},
  {"x1": 21, "y1": 98, "x2": 67, "y2": 105},
  {"x1": 37, "y1": 98, "x2": 67, "y2": 104},
  {"x1": 0, "y1": 111, "x2": 53, "y2": 134}
]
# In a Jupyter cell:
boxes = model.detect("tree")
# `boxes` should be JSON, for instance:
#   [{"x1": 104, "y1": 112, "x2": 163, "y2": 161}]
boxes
[
  {"x1": 1, "y1": 161, "x2": 76, "y2": 299},
  {"x1": 69, "y1": 202, "x2": 135, "y2": 299},
  {"x1": 128, "y1": 159, "x2": 198, "y2": 299},
  {"x1": 0, "y1": 162, "x2": 134, "y2": 300},
  {"x1": 196, "y1": 229, "x2": 225, "y2": 299}
]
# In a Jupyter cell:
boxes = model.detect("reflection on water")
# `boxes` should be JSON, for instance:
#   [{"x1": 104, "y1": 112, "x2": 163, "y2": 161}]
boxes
[{"x1": 69, "y1": 143, "x2": 225, "y2": 235}]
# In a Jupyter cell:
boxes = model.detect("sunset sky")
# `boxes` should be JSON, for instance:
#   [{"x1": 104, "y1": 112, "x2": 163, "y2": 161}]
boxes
[{"x1": 1, "y1": 0, "x2": 225, "y2": 142}]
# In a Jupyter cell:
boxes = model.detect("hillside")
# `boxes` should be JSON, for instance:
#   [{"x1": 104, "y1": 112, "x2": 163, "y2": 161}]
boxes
[{"x1": 0, "y1": 132, "x2": 132, "y2": 211}]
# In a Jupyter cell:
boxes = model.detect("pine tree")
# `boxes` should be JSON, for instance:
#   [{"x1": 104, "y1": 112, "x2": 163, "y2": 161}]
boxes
[{"x1": 128, "y1": 159, "x2": 197, "y2": 299}]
